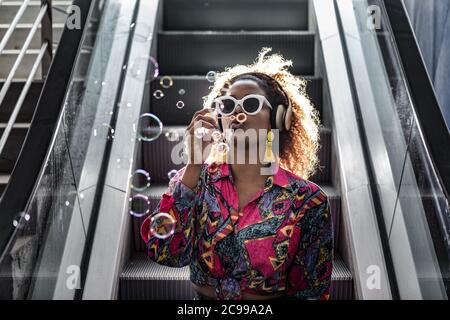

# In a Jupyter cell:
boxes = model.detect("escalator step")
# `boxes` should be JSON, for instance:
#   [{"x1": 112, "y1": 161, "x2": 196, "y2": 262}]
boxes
[
  {"x1": 119, "y1": 253, "x2": 353, "y2": 300},
  {"x1": 158, "y1": 31, "x2": 315, "y2": 76},
  {"x1": 163, "y1": 0, "x2": 309, "y2": 31},
  {"x1": 149, "y1": 76, "x2": 323, "y2": 126}
]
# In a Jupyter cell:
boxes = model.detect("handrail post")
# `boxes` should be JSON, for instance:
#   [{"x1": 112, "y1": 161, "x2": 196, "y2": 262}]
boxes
[{"x1": 41, "y1": 0, "x2": 53, "y2": 78}]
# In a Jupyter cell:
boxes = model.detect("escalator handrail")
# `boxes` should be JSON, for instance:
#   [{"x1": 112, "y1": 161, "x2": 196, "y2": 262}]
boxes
[
  {"x1": 0, "y1": 0, "x2": 93, "y2": 254},
  {"x1": 382, "y1": 0, "x2": 450, "y2": 200}
]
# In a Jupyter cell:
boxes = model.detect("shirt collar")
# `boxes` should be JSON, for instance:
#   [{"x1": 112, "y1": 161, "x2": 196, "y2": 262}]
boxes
[{"x1": 207, "y1": 162, "x2": 298, "y2": 193}]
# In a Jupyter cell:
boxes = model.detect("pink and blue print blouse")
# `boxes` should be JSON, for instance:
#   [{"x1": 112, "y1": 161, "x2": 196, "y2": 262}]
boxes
[{"x1": 141, "y1": 161, "x2": 333, "y2": 300}]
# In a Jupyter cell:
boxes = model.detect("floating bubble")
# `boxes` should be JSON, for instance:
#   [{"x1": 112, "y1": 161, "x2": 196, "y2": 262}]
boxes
[
  {"x1": 206, "y1": 71, "x2": 217, "y2": 82},
  {"x1": 133, "y1": 31, "x2": 153, "y2": 43},
  {"x1": 194, "y1": 127, "x2": 208, "y2": 139},
  {"x1": 217, "y1": 142, "x2": 229, "y2": 155},
  {"x1": 212, "y1": 130, "x2": 222, "y2": 142},
  {"x1": 65, "y1": 201, "x2": 70, "y2": 207},
  {"x1": 129, "y1": 194, "x2": 150, "y2": 218},
  {"x1": 165, "y1": 130, "x2": 180, "y2": 142},
  {"x1": 178, "y1": 89, "x2": 185, "y2": 95},
  {"x1": 176, "y1": 101, "x2": 185, "y2": 109},
  {"x1": 149, "y1": 212, "x2": 176, "y2": 240},
  {"x1": 137, "y1": 113, "x2": 163, "y2": 142},
  {"x1": 129, "y1": 56, "x2": 159, "y2": 83},
  {"x1": 153, "y1": 90, "x2": 164, "y2": 99},
  {"x1": 160, "y1": 76, "x2": 173, "y2": 89},
  {"x1": 130, "y1": 169, "x2": 151, "y2": 191},
  {"x1": 148, "y1": 56, "x2": 159, "y2": 80},
  {"x1": 168, "y1": 169, "x2": 178, "y2": 180}
]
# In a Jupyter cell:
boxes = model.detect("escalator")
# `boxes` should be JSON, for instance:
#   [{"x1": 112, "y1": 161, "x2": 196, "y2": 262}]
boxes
[
  {"x1": 0, "y1": 0, "x2": 126, "y2": 299},
  {"x1": 0, "y1": 0, "x2": 448, "y2": 301},
  {"x1": 119, "y1": 0, "x2": 354, "y2": 300}
]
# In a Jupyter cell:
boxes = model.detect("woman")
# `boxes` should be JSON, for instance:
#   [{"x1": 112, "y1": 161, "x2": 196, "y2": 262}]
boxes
[{"x1": 141, "y1": 48, "x2": 333, "y2": 300}]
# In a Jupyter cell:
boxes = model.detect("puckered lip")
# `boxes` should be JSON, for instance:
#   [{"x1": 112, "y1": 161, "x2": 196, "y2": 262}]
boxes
[{"x1": 231, "y1": 122, "x2": 245, "y2": 130}]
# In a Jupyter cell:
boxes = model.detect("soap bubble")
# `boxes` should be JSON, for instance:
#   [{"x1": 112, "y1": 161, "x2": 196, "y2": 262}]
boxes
[
  {"x1": 217, "y1": 142, "x2": 229, "y2": 155},
  {"x1": 153, "y1": 90, "x2": 164, "y2": 99},
  {"x1": 129, "y1": 55, "x2": 159, "y2": 83},
  {"x1": 194, "y1": 127, "x2": 209, "y2": 139},
  {"x1": 206, "y1": 71, "x2": 217, "y2": 82},
  {"x1": 160, "y1": 76, "x2": 173, "y2": 89},
  {"x1": 178, "y1": 89, "x2": 185, "y2": 95},
  {"x1": 167, "y1": 169, "x2": 178, "y2": 180},
  {"x1": 130, "y1": 169, "x2": 151, "y2": 191},
  {"x1": 212, "y1": 130, "x2": 222, "y2": 142},
  {"x1": 176, "y1": 101, "x2": 185, "y2": 109},
  {"x1": 165, "y1": 130, "x2": 180, "y2": 142},
  {"x1": 129, "y1": 194, "x2": 150, "y2": 218},
  {"x1": 137, "y1": 113, "x2": 163, "y2": 142},
  {"x1": 149, "y1": 212, "x2": 176, "y2": 240}
]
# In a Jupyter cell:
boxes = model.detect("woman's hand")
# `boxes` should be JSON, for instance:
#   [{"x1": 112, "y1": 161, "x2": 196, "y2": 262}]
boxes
[
  {"x1": 185, "y1": 108, "x2": 219, "y2": 166},
  {"x1": 180, "y1": 108, "x2": 219, "y2": 190}
]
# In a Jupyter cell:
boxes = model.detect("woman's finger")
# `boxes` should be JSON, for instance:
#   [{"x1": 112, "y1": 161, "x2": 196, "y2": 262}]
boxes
[
  {"x1": 190, "y1": 108, "x2": 216, "y2": 125},
  {"x1": 187, "y1": 119, "x2": 215, "y2": 136},
  {"x1": 193, "y1": 114, "x2": 218, "y2": 128},
  {"x1": 187, "y1": 114, "x2": 218, "y2": 132}
]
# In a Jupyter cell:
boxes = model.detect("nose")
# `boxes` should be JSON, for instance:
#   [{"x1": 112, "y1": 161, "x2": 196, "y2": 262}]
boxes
[{"x1": 235, "y1": 104, "x2": 243, "y2": 114}]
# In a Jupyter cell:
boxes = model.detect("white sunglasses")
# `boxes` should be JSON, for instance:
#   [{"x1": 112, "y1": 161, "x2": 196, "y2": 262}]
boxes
[{"x1": 213, "y1": 94, "x2": 273, "y2": 116}]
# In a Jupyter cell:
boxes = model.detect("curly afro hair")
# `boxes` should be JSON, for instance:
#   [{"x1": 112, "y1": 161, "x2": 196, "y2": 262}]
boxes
[{"x1": 203, "y1": 47, "x2": 322, "y2": 179}]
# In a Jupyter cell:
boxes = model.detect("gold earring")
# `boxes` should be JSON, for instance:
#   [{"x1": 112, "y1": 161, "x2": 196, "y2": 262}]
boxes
[{"x1": 263, "y1": 130, "x2": 275, "y2": 163}]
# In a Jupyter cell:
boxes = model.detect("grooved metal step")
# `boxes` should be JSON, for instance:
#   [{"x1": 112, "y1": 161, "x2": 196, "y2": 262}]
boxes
[
  {"x1": 149, "y1": 76, "x2": 323, "y2": 126},
  {"x1": 120, "y1": 253, "x2": 353, "y2": 300},
  {"x1": 158, "y1": 31, "x2": 315, "y2": 75},
  {"x1": 163, "y1": 0, "x2": 309, "y2": 31}
]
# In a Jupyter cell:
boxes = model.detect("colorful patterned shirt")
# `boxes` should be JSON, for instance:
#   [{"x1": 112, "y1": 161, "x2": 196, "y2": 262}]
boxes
[{"x1": 141, "y1": 161, "x2": 333, "y2": 300}]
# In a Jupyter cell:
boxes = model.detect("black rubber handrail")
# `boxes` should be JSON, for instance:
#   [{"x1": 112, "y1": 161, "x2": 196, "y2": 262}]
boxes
[
  {"x1": 0, "y1": 0, "x2": 93, "y2": 253},
  {"x1": 383, "y1": 0, "x2": 450, "y2": 200}
]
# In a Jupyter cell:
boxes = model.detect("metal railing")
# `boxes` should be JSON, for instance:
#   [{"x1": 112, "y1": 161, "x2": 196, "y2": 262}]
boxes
[
  {"x1": 0, "y1": 0, "x2": 95, "y2": 299},
  {"x1": 0, "y1": 0, "x2": 53, "y2": 157}
]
